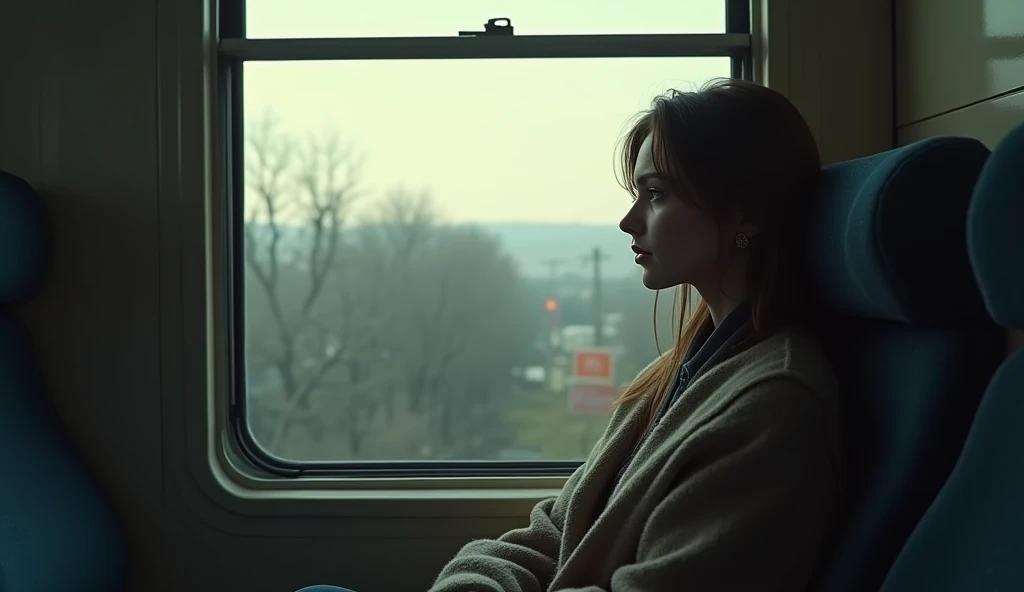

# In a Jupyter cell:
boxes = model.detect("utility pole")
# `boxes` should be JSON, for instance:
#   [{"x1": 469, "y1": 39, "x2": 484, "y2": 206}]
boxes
[{"x1": 582, "y1": 246, "x2": 610, "y2": 346}]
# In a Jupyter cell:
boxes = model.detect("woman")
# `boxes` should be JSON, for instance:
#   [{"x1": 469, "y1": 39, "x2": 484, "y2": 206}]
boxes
[{"x1": 299, "y1": 78, "x2": 844, "y2": 592}]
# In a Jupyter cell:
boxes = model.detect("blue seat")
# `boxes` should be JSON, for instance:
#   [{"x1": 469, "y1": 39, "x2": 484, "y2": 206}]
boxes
[
  {"x1": 0, "y1": 171, "x2": 127, "y2": 591},
  {"x1": 802, "y1": 137, "x2": 1005, "y2": 592},
  {"x1": 880, "y1": 123, "x2": 1024, "y2": 591}
]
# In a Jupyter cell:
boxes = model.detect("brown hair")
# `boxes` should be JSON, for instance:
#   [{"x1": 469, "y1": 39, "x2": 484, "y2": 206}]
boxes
[{"x1": 614, "y1": 78, "x2": 821, "y2": 427}]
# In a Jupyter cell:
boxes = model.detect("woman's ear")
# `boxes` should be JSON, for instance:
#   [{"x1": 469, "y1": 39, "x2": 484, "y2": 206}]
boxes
[
  {"x1": 733, "y1": 210, "x2": 762, "y2": 238},
  {"x1": 738, "y1": 221, "x2": 762, "y2": 238}
]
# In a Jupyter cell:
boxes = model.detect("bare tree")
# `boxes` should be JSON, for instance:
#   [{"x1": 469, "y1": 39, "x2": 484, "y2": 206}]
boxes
[
  {"x1": 387, "y1": 223, "x2": 535, "y2": 455},
  {"x1": 243, "y1": 113, "x2": 365, "y2": 454},
  {"x1": 243, "y1": 117, "x2": 536, "y2": 461},
  {"x1": 339, "y1": 191, "x2": 534, "y2": 458}
]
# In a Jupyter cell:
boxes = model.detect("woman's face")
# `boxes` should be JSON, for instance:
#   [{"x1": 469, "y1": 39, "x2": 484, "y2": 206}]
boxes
[{"x1": 619, "y1": 134, "x2": 725, "y2": 291}]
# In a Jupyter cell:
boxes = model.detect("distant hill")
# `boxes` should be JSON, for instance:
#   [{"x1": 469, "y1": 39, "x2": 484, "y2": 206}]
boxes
[
  {"x1": 244, "y1": 221, "x2": 638, "y2": 279},
  {"x1": 473, "y1": 222, "x2": 636, "y2": 279}
]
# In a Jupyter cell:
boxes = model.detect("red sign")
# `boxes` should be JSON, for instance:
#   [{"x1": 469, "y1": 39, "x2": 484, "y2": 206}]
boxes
[
  {"x1": 573, "y1": 350, "x2": 613, "y2": 380},
  {"x1": 569, "y1": 348, "x2": 616, "y2": 415},
  {"x1": 569, "y1": 383, "x2": 618, "y2": 415}
]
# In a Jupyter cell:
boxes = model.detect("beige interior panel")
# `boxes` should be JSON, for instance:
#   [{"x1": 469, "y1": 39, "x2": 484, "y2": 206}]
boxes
[
  {"x1": 898, "y1": 87, "x2": 1024, "y2": 147},
  {"x1": 896, "y1": 0, "x2": 1024, "y2": 125}
]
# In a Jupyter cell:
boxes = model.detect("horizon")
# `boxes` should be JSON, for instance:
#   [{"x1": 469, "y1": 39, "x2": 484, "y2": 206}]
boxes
[{"x1": 244, "y1": 219, "x2": 639, "y2": 278}]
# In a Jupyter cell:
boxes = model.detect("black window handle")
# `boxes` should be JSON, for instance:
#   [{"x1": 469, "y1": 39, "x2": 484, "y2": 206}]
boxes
[{"x1": 459, "y1": 17, "x2": 514, "y2": 37}]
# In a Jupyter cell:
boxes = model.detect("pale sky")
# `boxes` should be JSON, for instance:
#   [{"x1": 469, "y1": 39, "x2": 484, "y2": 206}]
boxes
[{"x1": 244, "y1": 1, "x2": 729, "y2": 224}]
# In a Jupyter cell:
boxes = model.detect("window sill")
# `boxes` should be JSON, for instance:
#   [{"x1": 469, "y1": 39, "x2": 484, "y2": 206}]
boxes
[{"x1": 176, "y1": 430, "x2": 570, "y2": 525}]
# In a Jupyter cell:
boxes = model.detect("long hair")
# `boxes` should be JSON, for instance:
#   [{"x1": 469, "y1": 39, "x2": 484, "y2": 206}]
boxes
[{"x1": 613, "y1": 78, "x2": 821, "y2": 427}]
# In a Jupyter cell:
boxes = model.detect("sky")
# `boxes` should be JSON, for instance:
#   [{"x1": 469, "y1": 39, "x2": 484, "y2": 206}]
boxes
[{"x1": 243, "y1": 1, "x2": 729, "y2": 224}]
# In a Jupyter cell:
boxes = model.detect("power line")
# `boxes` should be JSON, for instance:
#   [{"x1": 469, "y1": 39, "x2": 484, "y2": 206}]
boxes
[{"x1": 540, "y1": 257, "x2": 566, "y2": 284}]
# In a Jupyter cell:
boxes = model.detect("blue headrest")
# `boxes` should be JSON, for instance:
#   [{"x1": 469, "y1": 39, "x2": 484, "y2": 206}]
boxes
[
  {"x1": 804, "y1": 137, "x2": 991, "y2": 325},
  {"x1": 968, "y1": 123, "x2": 1024, "y2": 330},
  {"x1": 0, "y1": 171, "x2": 51, "y2": 304}
]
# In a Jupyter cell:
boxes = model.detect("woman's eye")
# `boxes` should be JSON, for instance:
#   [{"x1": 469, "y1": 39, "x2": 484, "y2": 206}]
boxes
[{"x1": 648, "y1": 188, "x2": 663, "y2": 200}]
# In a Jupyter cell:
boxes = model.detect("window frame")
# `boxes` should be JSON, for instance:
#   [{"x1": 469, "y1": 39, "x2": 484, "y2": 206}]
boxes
[{"x1": 219, "y1": 0, "x2": 753, "y2": 479}]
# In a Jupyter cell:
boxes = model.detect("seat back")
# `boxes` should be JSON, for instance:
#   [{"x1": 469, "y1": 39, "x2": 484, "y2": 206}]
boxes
[
  {"x1": 0, "y1": 171, "x2": 126, "y2": 591},
  {"x1": 880, "y1": 122, "x2": 1024, "y2": 591},
  {"x1": 802, "y1": 138, "x2": 1005, "y2": 592}
]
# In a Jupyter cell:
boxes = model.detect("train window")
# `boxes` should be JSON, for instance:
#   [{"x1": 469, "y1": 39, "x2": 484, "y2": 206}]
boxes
[{"x1": 221, "y1": 0, "x2": 752, "y2": 478}]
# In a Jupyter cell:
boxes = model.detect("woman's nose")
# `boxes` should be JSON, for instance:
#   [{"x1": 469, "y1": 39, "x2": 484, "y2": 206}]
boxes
[{"x1": 619, "y1": 204, "x2": 644, "y2": 237}]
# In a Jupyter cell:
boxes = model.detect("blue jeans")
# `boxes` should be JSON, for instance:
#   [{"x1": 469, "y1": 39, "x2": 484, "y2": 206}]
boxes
[{"x1": 296, "y1": 587, "x2": 355, "y2": 592}]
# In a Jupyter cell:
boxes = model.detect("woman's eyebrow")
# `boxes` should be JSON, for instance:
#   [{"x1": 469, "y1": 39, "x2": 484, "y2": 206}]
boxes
[{"x1": 633, "y1": 172, "x2": 664, "y2": 187}]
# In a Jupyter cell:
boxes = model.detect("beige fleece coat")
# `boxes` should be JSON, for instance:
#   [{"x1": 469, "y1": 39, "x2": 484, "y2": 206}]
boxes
[{"x1": 431, "y1": 328, "x2": 844, "y2": 592}]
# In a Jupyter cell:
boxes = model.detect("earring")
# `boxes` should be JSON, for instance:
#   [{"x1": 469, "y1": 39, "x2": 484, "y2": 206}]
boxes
[{"x1": 735, "y1": 232, "x2": 749, "y2": 249}]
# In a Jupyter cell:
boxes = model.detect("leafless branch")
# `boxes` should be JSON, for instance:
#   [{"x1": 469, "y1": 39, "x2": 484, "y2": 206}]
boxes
[{"x1": 243, "y1": 113, "x2": 367, "y2": 453}]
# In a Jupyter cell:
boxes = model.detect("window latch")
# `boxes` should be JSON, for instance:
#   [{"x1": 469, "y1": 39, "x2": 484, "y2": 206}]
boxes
[{"x1": 459, "y1": 17, "x2": 514, "y2": 37}]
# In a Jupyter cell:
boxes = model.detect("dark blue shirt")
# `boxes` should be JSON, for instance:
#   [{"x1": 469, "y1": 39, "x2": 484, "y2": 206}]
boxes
[{"x1": 653, "y1": 304, "x2": 753, "y2": 424}]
